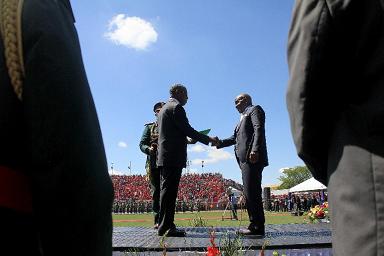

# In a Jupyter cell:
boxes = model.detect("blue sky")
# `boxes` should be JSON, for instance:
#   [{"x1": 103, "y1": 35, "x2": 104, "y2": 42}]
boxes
[{"x1": 71, "y1": 0, "x2": 303, "y2": 185}]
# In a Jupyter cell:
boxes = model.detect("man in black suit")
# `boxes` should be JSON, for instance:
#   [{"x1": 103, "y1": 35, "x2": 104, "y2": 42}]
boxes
[
  {"x1": 0, "y1": 0, "x2": 113, "y2": 255},
  {"x1": 216, "y1": 93, "x2": 268, "y2": 236},
  {"x1": 287, "y1": 1, "x2": 384, "y2": 254},
  {"x1": 156, "y1": 84, "x2": 218, "y2": 237}
]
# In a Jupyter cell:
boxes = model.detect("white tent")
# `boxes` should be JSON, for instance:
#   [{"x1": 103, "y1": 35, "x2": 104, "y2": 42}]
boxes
[
  {"x1": 271, "y1": 189, "x2": 289, "y2": 196},
  {"x1": 289, "y1": 177, "x2": 327, "y2": 193},
  {"x1": 228, "y1": 187, "x2": 242, "y2": 197}
]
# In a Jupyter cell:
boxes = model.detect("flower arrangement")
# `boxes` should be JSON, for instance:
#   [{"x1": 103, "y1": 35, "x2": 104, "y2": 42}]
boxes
[{"x1": 307, "y1": 202, "x2": 330, "y2": 223}]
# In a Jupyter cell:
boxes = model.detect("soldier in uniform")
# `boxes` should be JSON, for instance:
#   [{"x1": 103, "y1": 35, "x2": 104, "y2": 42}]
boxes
[
  {"x1": 139, "y1": 101, "x2": 165, "y2": 229},
  {"x1": 0, "y1": 0, "x2": 114, "y2": 255}
]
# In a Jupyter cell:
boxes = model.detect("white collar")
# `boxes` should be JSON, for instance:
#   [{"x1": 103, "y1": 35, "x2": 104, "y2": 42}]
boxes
[
  {"x1": 240, "y1": 105, "x2": 252, "y2": 121},
  {"x1": 170, "y1": 97, "x2": 180, "y2": 104}
]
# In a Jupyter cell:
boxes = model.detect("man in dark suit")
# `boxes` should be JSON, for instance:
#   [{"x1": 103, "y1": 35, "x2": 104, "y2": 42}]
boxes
[
  {"x1": 156, "y1": 84, "x2": 218, "y2": 237},
  {"x1": 287, "y1": 1, "x2": 384, "y2": 254},
  {"x1": 216, "y1": 93, "x2": 268, "y2": 237},
  {"x1": 217, "y1": 93, "x2": 268, "y2": 236},
  {"x1": 139, "y1": 101, "x2": 165, "y2": 229},
  {"x1": 0, "y1": 0, "x2": 114, "y2": 255}
]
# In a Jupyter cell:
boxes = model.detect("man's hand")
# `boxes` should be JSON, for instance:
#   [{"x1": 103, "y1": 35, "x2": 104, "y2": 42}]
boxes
[
  {"x1": 209, "y1": 136, "x2": 220, "y2": 147},
  {"x1": 248, "y1": 151, "x2": 259, "y2": 164},
  {"x1": 148, "y1": 143, "x2": 158, "y2": 155},
  {"x1": 148, "y1": 147, "x2": 156, "y2": 155}
]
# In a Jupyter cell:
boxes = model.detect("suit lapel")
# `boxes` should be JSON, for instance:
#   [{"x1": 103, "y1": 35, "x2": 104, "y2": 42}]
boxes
[
  {"x1": 235, "y1": 123, "x2": 240, "y2": 134},
  {"x1": 236, "y1": 106, "x2": 253, "y2": 132},
  {"x1": 235, "y1": 119, "x2": 243, "y2": 133}
]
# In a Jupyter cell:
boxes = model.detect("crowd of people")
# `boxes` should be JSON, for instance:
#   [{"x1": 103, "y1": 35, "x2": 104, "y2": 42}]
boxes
[
  {"x1": 111, "y1": 173, "x2": 328, "y2": 216},
  {"x1": 113, "y1": 197, "x2": 227, "y2": 215},
  {"x1": 177, "y1": 173, "x2": 226, "y2": 202},
  {"x1": 266, "y1": 192, "x2": 327, "y2": 213},
  {"x1": 111, "y1": 173, "x2": 236, "y2": 208},
  {"x1": 111, "y1": 175, "x2": 152, "y2": 201}
]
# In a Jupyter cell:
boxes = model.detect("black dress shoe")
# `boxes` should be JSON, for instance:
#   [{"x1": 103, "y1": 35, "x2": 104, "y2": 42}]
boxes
[
  {"x1": 153, "y1": 224, "x2": 159, "y2": 230},
  {"x1": 236, "y1": 228, "x2": 265, "y2": 237},
  {"x1": 158, "y1": 228, "x2": 186, "y2": 237},
  {"x1": 165, "y1": 228, "x2": 186, "y2": 237}
]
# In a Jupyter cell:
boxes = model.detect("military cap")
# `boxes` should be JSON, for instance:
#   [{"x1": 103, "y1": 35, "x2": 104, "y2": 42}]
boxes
[{"x1": 153, "y1": 102, "x2": 165, "y2": 112}]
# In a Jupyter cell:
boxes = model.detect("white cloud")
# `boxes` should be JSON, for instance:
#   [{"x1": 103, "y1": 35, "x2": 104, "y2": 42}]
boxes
[
  {"x1": 109, "y1": 168, "x2": 125, "y2": 175},
  {"x1": 188, "y1": 144, "x2": 206, "y2": 153},
  {"x1": 191, "y1": 158, "x2": 204, "y2": 165},
  {"x1": 186, "y1": 168, "x2": 201, "y2": 174},
  {"x1": 206, "y1": 149, "x2": 234, "y2": 163},
  {"x1": 190, "y1": 147, "x2": 234, "y2": 165},
  {"x1": 118, "y1": 141, "x2": 128, "y2": 148},
  {"x1": 279, "y1": 167, "x2": 290, "y2": 173},
  {"x1": 105, "y1": 14, "x2": 158, "y2": 50}
]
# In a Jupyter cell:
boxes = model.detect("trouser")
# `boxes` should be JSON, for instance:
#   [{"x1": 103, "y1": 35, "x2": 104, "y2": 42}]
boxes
[
  {"x1": 149, "y1": 167, "x2": 161, "y2": 224},
  {"x1": 158, "y1": 166, "x2": 182, "y2": 234},
  {"x1": 240, "y1": 162, "x2": 265, "y2": 230},
  {"x1": 328, "y1": 118, "x2": 384, "y2": 256},
  {"x1": 231, "y1": 203, "x2": 238, "y2": 219}
]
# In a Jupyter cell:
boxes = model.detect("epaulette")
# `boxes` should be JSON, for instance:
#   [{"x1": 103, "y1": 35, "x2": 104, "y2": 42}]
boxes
[
  {"x1": 0, "y1": 0, "x2": 25, "y2": 101},
  {"x1": 144, "y1": 122, "x2": 155, "y2": 126}
]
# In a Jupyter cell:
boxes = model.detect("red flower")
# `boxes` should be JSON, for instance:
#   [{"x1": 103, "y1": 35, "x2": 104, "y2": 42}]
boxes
[
  {"x1": 207, "y1": 246, "x2": 220, "y2": 256},
  {"x1": 316, "y1": 210, "x2": 325, "y2": 219},
  {"x1": 207, "y1": 230, "x2": 220, "y2": 256}
]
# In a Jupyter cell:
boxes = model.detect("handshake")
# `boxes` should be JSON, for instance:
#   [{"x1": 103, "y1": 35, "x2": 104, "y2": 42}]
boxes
[
  {"x1": 188, "y1": 136, "x2": 221, "y2": 147},
  {"x1": 208, "y1": 136, "x2": 221, "y2": 147}
]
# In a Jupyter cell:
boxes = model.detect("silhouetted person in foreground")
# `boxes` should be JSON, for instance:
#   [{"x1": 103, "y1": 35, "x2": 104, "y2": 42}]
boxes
[
  {"x1": 0, "y1": 0, "x2": 113, "y2": 255},
  {"x1": 287, "y1": 1, "x2": 384, "y2": 255}
]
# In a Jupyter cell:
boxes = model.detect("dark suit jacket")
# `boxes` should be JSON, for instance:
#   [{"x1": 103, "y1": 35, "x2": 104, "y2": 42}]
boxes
[
  {"x1": 0, "y1": 0, "x2": 113, "y2": 254},
  {"x1": 286, "y1": 0, "x2": 384, "y2": 184},
  {"x1": 157, "y1": 98, "x2": 210, "y2": 168},
  {"x1": 218, "y1": 105, "x2": 268, "y2": 167}
]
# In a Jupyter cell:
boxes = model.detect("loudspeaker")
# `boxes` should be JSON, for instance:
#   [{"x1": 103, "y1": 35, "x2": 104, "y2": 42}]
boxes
[
  {"x1": 263, "y1": 187, "x2": 271, "y2": 200},
  {"x1": 263, "y1": 187, "x2": 271, "y2": 211}
]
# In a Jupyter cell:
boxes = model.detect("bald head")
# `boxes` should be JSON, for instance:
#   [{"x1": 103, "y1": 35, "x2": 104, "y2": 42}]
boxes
[
  {"x1": 235, "y1": 93, "x2": 252, "y2": 113},
  {"x1": 240, "y1": 93, "x2": 252, "y2": 104}
]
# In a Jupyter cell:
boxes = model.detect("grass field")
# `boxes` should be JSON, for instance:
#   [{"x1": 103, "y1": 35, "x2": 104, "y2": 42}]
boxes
[{"x1": 113, "y1": 210, "x2": 307, "y2": 227}]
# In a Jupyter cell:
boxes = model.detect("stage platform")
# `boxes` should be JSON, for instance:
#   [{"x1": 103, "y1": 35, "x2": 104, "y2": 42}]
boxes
[{"x1": 112, "y1": 223, "x2": 332, "y2": 255}]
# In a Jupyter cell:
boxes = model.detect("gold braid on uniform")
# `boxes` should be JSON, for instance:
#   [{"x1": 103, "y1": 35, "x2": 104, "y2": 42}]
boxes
[{"x1": 0, "y1": 0, "x2": 25, "y2": 101}]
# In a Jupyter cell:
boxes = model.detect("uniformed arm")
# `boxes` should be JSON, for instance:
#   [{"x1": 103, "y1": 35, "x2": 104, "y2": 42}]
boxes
[
  {"x1": 173, "y1": 104, "x2": 210, "y2": 145},
  {"x1": 22, "y1": 1, "x2": 113, "y2": 254},
  {"x1": 139, "y1": 125, "x2": 151, "y2": 155},
  {"x1": 286, "y1": 0, "x2": 337, "y2": 184}
]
